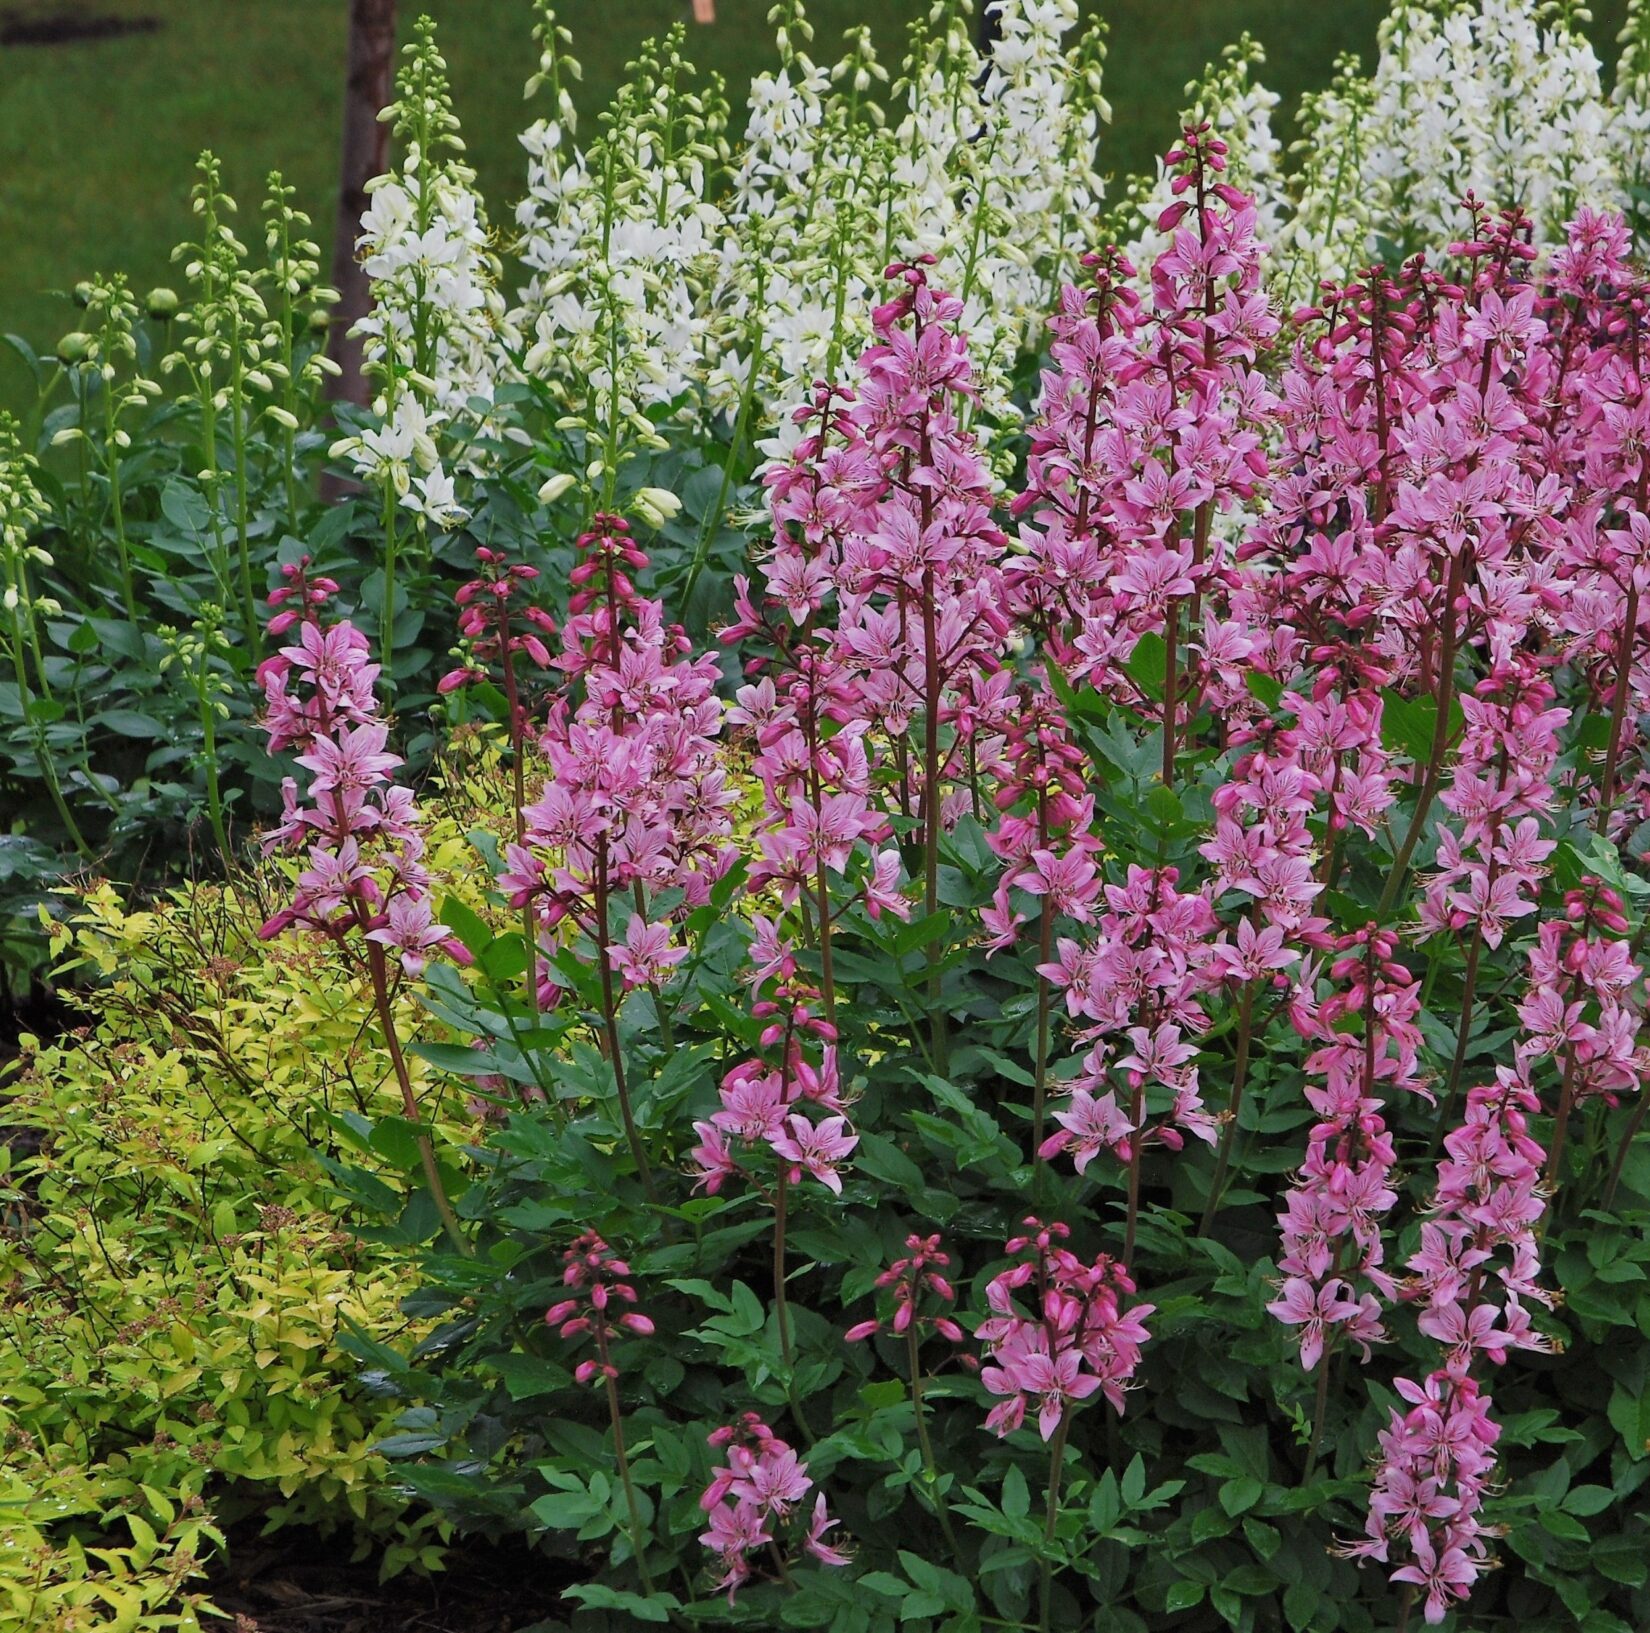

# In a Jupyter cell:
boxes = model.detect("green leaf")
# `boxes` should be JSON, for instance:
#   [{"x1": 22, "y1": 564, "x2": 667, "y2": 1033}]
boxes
[
  {"x1": 1562, "y1": 1483, "x2": 1616, "y2": 1517},
  {"x1": 530, "y1": 1488, "x2": 601, "y2": 1529},
  {"x1": 1537, "y1": 1508, "x2": 1591, "y2": 1544},
  {"x1": 1127, "y1": 632, "x2": 1167, "y2": 699},
  {"x1": 1121, "y1": 1454, "x2": 1145, "y2": 1508},
  {"x1": 1607, "y1": 1383, "x2": 1650, "y2": 1460},
  {"x1": 562, "y1": 1584, "x2": 678, "y2": 1622},
  {"x1": 1219, "y1": 1476, "x2": 1264, "y2": 1516},
  {"x1": 1594, "y1": 1535, "x2": 1649, "y2": 1586},
  {"x1": 439, "y1": 895, "x2": 493, "y2": 958},
  {"x1": 1165, "y1": 1580, "x2": 1206, "y2": 1614},
  {"x1": 97, "y1": 708, "x2": 165, "y2": 739},
  {"x1": 1001, "y1": 1465, "x2": 1030, "y2": 1521}
]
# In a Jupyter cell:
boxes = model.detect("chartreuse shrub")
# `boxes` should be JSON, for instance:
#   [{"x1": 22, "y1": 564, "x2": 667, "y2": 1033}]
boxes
[{"x1": 0, "y1": 772, "x2": 513, "y2": 1630}]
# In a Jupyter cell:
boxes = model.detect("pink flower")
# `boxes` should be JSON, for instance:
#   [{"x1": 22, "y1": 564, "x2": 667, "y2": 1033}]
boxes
[
  {"x1": 1266, "y1": 1276, "x2": 1357, "y2": 1372},
  {"x1": 1391, "y1": 1534, "x2": 1479, "y2": 1625},
  {"x1": 803, "y1": 1493, "x2": 851, "y2": 1566},
  {"x1": 608, "y1": 914, "x2": 687, "y2": 989},
  {"x1": 1038, "y1": 1090, "x2": 1133, "y2": 1174},
  {"x1": 770, "y1": 1114, "x2": 858, "y2": 1194}
]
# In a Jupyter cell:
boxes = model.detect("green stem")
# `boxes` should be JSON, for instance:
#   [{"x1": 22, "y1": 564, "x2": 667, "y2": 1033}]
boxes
[
  {"x1": 7, "y1": 602, "x2": 92, "y2": 858},
  {"x1": 199, "y1": 689, "x2": 232, "y2": 865},
  {"x1": 381, "y1": 484, "x2": 399, "y2": 677},
  {"x1": 101, "y1": 402, "x2": 136, "y2": 618},
  {"x1": 231, "y1": 347, "x2": 256, "y2": 644}
]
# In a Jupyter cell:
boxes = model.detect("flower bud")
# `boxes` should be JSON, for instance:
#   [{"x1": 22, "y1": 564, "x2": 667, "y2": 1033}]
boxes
[
  {"x1": 632, "y1": 486, "x2": 682, "y2": 528},
  {"x1": 56, "y1": 331, "x2": 93, "y2": 365},
  {"x1": 537, "y1": 472, "x2": 576, "y2": 505}
]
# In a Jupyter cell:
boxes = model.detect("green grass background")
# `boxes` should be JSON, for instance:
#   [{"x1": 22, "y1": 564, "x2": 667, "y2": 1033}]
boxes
[{"x1": 0, "y1": 0, "x2": 1634, "y2": 396}]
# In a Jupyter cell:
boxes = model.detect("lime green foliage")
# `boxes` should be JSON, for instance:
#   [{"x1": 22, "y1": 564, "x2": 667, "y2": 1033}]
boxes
[{"x1": 0, "y1": 784, "x2": 506, "y2": 1628}]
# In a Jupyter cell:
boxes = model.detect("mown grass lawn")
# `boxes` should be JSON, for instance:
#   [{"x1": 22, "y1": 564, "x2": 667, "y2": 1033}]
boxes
[{"x1": 0, "y1": 0, "x2": 1632, "y2": 399}]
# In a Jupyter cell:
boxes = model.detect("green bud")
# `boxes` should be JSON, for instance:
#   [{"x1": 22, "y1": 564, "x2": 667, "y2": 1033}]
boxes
[
  {"x1": 146, "y1": 287, "x2": 180, "y2": 319},
  {"x1": 56, "y1": 331, "x2": 93, "y2": 365}
]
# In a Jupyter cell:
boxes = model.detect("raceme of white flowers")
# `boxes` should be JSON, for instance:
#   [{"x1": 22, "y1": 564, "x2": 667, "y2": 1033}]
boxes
[
  {"x1": 341, "y1": 0, "x2": 1650, "y2": 515},
  {"x1": 343, "y1": 16, "x2": 514, "y2": 527}
]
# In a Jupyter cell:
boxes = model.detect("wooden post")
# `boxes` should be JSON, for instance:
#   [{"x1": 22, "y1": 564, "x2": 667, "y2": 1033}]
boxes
[{"x1": 326, "y1": 0, "x2": 397, "y2": 410}]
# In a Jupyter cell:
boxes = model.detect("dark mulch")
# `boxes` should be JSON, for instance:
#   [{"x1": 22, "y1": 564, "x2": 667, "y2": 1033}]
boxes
[
  {"x1": 208, "y1": 1526, "x2": 562, "y2": 1633},
  {"x1": 0, "y1": 9, "x2": 160, "y2": 45}
]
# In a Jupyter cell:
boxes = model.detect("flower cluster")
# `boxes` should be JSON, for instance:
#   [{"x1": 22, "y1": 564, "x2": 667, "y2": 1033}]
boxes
[
  {"x1": 845, "y1": 1233, "x2": 965, "y2": 1345},
  {"x1": 348, "y1": 17, "x2": 510, "y2": 511},
  {"x1": 1268, "y1": 927, "x2": 1422, "y2": 1371},
  {"x1": 256, "y1": 561, "x2": 462, "y2": 978},
  {"x1": 502, "y1": 514, "x2": 737, "y2": 1007},
  {"x1": 1037, "y1": 865, "x2": 1219, "y2": 1175},
  {"x1": 977, "y1": 1219, "x2": 1154, "y2": 1437},
  {"x1": 437, "y1": 548, "x2": 556, "y2": 700},
  {"x1": 689, "y1": 973, "x2": 857, "y2": 1198},
  {"x1": 698, "y1": 1414, "x2": 848, "y2": 1601},
  {"x1": 543, "y1": 1231, "x2": 656, "y2": 1384}
]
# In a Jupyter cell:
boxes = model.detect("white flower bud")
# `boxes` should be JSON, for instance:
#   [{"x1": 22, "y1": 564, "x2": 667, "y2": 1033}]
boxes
[
  {"x1": 536, "y1": 472, "x2": 576, "y2": 504},
  {"x1": 632, "y1": 486, "x2": 683, "y2": 527}
]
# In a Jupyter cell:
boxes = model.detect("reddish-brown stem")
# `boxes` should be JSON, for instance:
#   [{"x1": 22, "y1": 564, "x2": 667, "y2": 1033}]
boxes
[
  {"x1": 1123, "y1": 1076, "x2": 1147, "y2": 1273},
  {"x1": 804, "y1": 693, "x2": 837, "y2": 1025},
  {"x1": 1603, "y1": 1091, "x2": 1650, "y2": 1210},
  {"x1": 1543, "y1": 1051, "x2": 1581, "y2": 1196},
  {"x1": 594, "y1": 840, "x2": 657, "y2": 1201},
  {"x1": 921, "y1": 559, "x2": 947, "y2": 1072},
  {"x1": 597, "y1": 1324, "x2": 657, "y2": 1596},
  {"x1": 498, "y1": 628, "x2": 528, "y2": 843},
  {"x1": 1379, "y1": 551, "x2": 1465, "y2": 916},
  {"x1": 1036, "y1": 1412, "x2": 1073, "y2": 1633},
  {"x1": 1031, "y1": 783, "x2": 1054, "y2": 1157},
  {"x1": 1161, "y1": 599, "x2": 1181, "y2": 790},
  {"x1": 1302, "y1": 1348, "x2": 1335, "y2": 1483},
  {"x1": 365, "y1": 942, "x2": 470, "y2": 1255},
  {"x1": 1199, "y1": 978, "x2": 1257, "y2": 1235},
  {"x1": 773, "y1": 1165, "x2": 792, "y2": 1367},
  {"x1": 1599, "y1": 580, "x2": 1640, "y2": 821}
]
